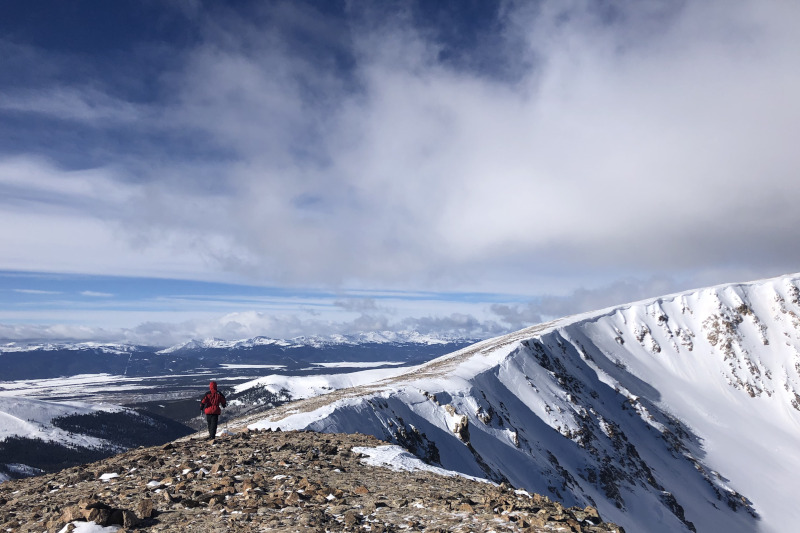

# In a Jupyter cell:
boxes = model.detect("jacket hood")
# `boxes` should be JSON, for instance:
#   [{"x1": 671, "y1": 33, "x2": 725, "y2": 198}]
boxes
[{"x1": 209, "y1": 381, "x2": 217, "y2": 391}]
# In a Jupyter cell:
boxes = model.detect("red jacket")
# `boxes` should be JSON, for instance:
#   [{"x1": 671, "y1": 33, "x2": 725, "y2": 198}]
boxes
[{"x1": 201, "y1": 381, "x2": 227, "y2": 415}]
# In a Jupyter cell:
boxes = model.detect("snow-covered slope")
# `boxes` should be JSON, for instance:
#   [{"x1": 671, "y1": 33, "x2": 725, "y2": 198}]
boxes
[
  {"x1": 0, "y1": 397, "x2": 123, "y2": 448},
  {"x1": 232, "y1": 366, "x2": 411, "y2": 405},
  {"x1": 248, "y1": 273, "x2": 800, "y2": 533},
  {"x1": 0, "y1": 397, "x2": 194, "y2": 481}
]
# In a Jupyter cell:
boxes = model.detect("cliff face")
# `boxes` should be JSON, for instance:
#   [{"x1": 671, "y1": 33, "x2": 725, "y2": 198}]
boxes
[
  {"x1": 0, "y1": 429, "x2": 622, "y2": 532},
  {"x1": 243, "y1": 273, "x2": 800, "y2": 533}
]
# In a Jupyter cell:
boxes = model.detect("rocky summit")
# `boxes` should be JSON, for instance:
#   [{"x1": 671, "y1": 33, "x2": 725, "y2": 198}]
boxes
[{"x1": 0, "y1": 428, "x2": 623, "y2": 532}]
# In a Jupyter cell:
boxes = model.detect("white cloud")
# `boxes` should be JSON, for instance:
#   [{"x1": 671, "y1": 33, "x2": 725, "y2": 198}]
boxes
[
  {"x1": 2, "y1": 0, "x2": 799, "y2": 304},
  {"x1": 0, "y1": 308, "x2": 501, "y2": 346},
  {"x1": 490, "y1": 276, "x2": 686, "y2": 330},
  {"x1": 166, "y1": 0, "x2": 800, "y2": 289},
  {"x1": 80, "y1": 291, "x2": 114, "y2": 298},
  {"x1": 0, "y1": 87, "x2": 146, "y2": 123},
  {"x1": 12, "y1": 289, "x2": 61, "y2": 295}
]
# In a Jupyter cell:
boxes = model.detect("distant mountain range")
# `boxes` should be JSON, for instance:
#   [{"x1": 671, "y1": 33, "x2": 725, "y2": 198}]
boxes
[
  {"x1": 0, "y1": 330, "x2": 469, "y2": 355},
  {"x1": 0, "y1": 333, "x2": 478, "y2": 380}
]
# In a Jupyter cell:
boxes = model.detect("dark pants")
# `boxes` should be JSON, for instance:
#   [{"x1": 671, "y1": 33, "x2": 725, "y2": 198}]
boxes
[{"x1": 206, "y1": 414, "x2": 219, "y2": 439}]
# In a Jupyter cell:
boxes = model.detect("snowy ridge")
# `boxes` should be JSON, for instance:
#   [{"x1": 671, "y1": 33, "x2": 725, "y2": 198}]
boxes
[
  {"x1": 232, "y1": 366, "x2": 411, "y2": 404},
  {"x1": 247, "y1": 272, "x2": 800, "y2": 533}
]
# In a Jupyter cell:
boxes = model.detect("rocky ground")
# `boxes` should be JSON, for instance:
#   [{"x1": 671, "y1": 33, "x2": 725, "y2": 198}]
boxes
[{"x1": 0, "y1": 429, "x2": 624, "y2": 532}]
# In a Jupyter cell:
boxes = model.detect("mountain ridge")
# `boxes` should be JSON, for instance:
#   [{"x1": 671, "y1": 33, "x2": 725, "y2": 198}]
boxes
[
  {"x1": 0, "y1": 429, "x2": 625, "y2": 532},
  {"x1": 237, "y1": 272, "x2": 800, "y2": 533}
]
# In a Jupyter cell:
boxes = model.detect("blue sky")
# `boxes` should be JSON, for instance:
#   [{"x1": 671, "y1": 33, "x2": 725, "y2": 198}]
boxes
[{"x1": 1, "y1": 0, "x2": 799, "y2": 345}]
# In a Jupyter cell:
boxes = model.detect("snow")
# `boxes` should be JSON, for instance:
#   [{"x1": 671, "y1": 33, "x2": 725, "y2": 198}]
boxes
[
  {"x1": 246, "y1": 272, "x2": 800, "y2": 533},
  {"x1": 312, "y1": 361, "x2": 405, "y2": 368},
  {"x1": 5, "y1": 463, "x2": 42, "y2": 477},
  {"x1": 58, "y1": 522, "x2": 119, "y2": 533},
  {"x1": 352, "y1": 445, "x2": 493, "y2": 484},
  {"x1": 99, "y1": 473, "x2": 119, "y2": 481},
  {"x1": 218, "y1": 364, "x2": 286, "y2": 369},
  {"x1": 0, "y1": 396, "x2": 123, "y2": 448},
  {"x1": 0, "y1": 372, "x2": 217, "y2": 399},
  {"x1": 0, "y1": 342, "x2": 139, "y2": 355},
  {"x1": 234, "y1": 366, "x2": 409, "y2": 400}
]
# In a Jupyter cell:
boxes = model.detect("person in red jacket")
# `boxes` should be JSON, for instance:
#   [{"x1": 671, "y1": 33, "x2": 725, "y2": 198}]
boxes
[{"x1": 200, "y1": 381, "x2": 227, "y2": 440}]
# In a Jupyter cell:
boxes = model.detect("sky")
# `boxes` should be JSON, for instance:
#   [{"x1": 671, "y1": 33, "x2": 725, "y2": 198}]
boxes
[{"x1": 1, "y1": 0, "x2": 799, "y2": 346}]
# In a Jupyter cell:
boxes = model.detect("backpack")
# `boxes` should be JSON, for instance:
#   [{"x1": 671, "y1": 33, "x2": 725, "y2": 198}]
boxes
[
  {"x1": 203, "y1": 391, "x2": 224, "y2": 415},
  {"x1": 207, "y1": 391, "x2": 221, "y2": 410}
]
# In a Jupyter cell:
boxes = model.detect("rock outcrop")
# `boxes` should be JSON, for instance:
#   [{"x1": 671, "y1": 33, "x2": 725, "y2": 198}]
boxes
[{"x1": 0, "y1": 429, "x2": 623, "y2": 532}]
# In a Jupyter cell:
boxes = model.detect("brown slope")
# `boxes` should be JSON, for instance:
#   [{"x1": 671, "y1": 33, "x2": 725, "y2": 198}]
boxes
[{"x1": 0, "y1": 428, "x2": 623, "y2": 532}]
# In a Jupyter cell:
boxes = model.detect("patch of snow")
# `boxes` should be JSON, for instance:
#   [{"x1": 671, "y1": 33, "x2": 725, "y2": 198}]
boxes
[
  {"x1": 58, "y1": 522, "x2": 120, "y2": 533},
  {"x1": 218, "y1": 364, "x2": 286, "y2": 369},
  {"x1": 352, "y1": 445, "x2": 494, "y2": 484},
  {"x1": 312, "y1": 361, "x2": 405, "y2": 368}
]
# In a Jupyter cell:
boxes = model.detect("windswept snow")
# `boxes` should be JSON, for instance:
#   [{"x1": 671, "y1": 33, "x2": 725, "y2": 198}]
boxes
[{"x1": 352, "y1": 445, "x2": 493, "y2": 484}]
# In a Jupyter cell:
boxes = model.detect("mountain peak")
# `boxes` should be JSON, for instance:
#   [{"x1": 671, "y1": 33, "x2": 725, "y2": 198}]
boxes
[{"x1": 238, "y1": 272, "x2": 800, "y2": 533}]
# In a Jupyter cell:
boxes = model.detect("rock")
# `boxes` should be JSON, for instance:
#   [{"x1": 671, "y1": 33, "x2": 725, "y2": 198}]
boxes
[
  {"x1": 0, "y1": 430, "x2": 621, "y2": 533},
  {"x1": 343, "y1": 510, "x2": 360, "y2": 526},
  {"x1": 122, "y1": 509, "x2": 139, "y2": 527},
  {"x1": 61, "y1": 506, "x2": 83, "y2": 522},
  {"x1": 284, "y1": 491, "x2": 301, "y2": 505},
  {"x1": 136, "y1": 498, "x2": 154, "y2": 519},
  {"x1": 83, "y1": 506, "x2": 111, "y2": 525}
]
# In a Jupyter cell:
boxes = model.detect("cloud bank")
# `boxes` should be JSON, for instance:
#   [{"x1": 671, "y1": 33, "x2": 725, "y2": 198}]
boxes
[{"x1": 1, "y1": 1, "x2": 799, "y2": 341}]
